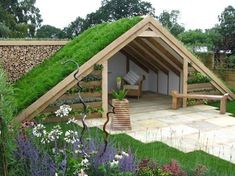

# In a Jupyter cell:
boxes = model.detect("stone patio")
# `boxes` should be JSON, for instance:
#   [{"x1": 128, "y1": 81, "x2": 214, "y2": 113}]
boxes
[{"x1": 81, "y1": 93, "x2": 235, "y2": 164}]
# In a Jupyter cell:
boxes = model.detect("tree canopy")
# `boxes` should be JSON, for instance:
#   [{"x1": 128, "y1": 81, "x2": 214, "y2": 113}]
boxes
[
  {"x1": 0, "y1": 0, "x2": 42, "y2": 38},
  {"x1": 218, "y1": 5, "x2": 235, "y2": 54},
  {"x1": 158, "y1": 10, "x2": 185, "y2": 36},
  {"x1": 64, "y1": 0, "x2": 155, "y2": 38},
  {"x1": 36, "y1": 25, "x2": 65, "y2": 38}
]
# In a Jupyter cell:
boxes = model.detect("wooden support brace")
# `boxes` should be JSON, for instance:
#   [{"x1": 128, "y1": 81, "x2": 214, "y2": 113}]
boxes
[
  {"x1": 220, "y1": 93, "x2": 229, "y2": 114},
  {"x1": 102, "y1": 61, "x2": 108, "y2": 117},
  {"x1": 171, "y1": 90, "x2": 178, "y2": 109}
]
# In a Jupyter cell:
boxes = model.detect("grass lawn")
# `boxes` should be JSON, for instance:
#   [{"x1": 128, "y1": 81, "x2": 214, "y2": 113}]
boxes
[
  {"x1": 44, "y1": 122, "x2": 235, "y2": 176},
  {"x1": 210, "y1": 100, "x2": 235, "y2": 116}
]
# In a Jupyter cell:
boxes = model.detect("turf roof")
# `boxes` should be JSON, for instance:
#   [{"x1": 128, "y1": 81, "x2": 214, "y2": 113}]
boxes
[{"x1": 13, "y1": 17, "x2": 143, "y2": 113}]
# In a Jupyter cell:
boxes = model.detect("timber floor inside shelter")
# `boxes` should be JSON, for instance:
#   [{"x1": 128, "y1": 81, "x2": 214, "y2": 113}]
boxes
[{"x1": 128, "y1": 92, "x2": 172, "y2": 115}]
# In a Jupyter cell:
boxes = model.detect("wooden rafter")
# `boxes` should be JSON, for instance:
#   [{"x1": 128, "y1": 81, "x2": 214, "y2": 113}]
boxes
[
  {"x1": 121, "y1": 50, "x2": 149, "y2": 73},
  {"x1": 122, "y1": 47, "x2": 159, "y2": 74},
  {"x1": 125, "y1": 44, "x2": 167, "y2": 74},
  {"x1": 131, "y1": 40, "x2": 180, "y2": 76},
  {"x1": 146, "y1": 37, "x2": 183, "y2": 69},
  {"x1": 137, "y1": 38, "x2": 182, "y2": 73}
]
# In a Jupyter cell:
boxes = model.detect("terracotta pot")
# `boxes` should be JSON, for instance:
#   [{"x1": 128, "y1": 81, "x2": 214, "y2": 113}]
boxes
[{"x1": 111, "y1": 99, "x2": 131, "y2": 130}]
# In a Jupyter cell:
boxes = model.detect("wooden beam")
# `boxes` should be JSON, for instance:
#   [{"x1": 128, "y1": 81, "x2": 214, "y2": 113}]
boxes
[
  {"x1": 102, "y1": 61, "x2": 108, "y2": 117},
  {"x1": 133, "y1": 39, "x2": 180, "y2": 76},
  {"x1": 121, "y1": 50, "x2": 149, "y2": 73},
  {"x1": 171, "y1": 90, "x2": 229, "y2": 114},
  {"x1": 128, "y1": 43, "x2": 169, "y2": 74},
  {"x1": 138, "y1": 30, "x2": 160, "y2": 38},
  {"x1": 146, "y1": 37, "x2": 183, "y2": 69},
  {"x1": 124, "y1": 45, "x2": 164, "y2": 74},
  {"x1": 182, "y1": 59, "x2": 188, "y2": 107},
  {"x1": 126, "y1": 57, "x2": 130, "y2": 73},
  {"x1": 0, "y1": 40, "x2": 69, "y2": 46}
]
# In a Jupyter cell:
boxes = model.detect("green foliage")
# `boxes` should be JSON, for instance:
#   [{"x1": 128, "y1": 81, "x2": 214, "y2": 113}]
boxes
[
  {"x1": 0, "y1": 0, "x2": 42, "y2": 38},
  {"x1": 218, "y1": 5, "x2": 235, "y2": 54},
  {"x1": 112, "y1": 89, "x2": 128, "y2": 100},
  {"x1": 36, "y1": 25, "x2": 65, "y2": 38},
  {"x1": 177, "y1": 28, "x2": 223, "y2": 52},
  {"x1": 13, "y1": 17, "x2": 142, "y2": 114},
  {"x1": 225, "y1": 54, "x2": 235, "y2": 68},
  {"x1": 158, "y1": 10, "x2": 185, "y2": 36},
  {"x1": 94, "y1": 64, "x2": 104, "y2": 71},
  {"x1": 63, "y1": 0, "x2": 154, "y2": 38},
  {"x1": 0, "y1": 66, "x2": 17, "y2": 175},
  {"x1": 187, "y1": 72, "x2": 210, "y2": 84}
]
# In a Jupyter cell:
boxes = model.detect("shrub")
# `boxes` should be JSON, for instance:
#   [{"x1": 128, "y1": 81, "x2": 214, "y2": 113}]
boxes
[
  {"x1": 0, "y1": 66, "x2": 17, "y2": 176},
  {"x1": 187, "y1": 71, "x2": 210, "y2": 84},
  {"x1": 226, "y1": 54, "x2": 235, "y2": 69}
]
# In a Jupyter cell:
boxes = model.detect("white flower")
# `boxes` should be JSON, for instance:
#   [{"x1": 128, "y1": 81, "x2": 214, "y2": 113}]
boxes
[
  {"x1": 55, "y1": 104, "x2": 72, "y2": 117},
  {"x1": 115, "y1": 154, "x2": 123, "y2": 160},
  {"x1": 80, "y1": 158, "x2": 90, "y2": 168},
  {"x1": 67, "y1": 117, "x2": 79, "y2": 124},
  {"x1": 110, "y1": 160, "x2": 119, "y2": 168},
  {"x1": 64, "y1": 130, "x2": 79, "y2": 144},
  {"x1": 32, "y1": 124, "x2": 46, "y2": 137},
  {"x1": 121, "y1": 151, "x2": 129, "y2": 157},
  {"x1": 48, "y1": 125, "x2": 62, "y2": 141},
  {"x1": 41, "y1": 133, "x2": 51, "y2": 144}
]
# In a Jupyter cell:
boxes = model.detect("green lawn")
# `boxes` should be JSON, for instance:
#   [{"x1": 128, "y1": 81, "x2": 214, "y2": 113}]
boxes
[
  {"x1": 210, "y1": 100, "x2": 235, "y2": 116},
  {"x1": 44, "y1": 122, "x2": 235, "y2": 176}
]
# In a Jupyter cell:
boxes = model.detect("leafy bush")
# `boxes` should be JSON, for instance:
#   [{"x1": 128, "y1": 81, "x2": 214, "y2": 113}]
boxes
[
  {"x1": 112, "y1": 89, "x2": 128, "y2": 100},
  {"x1": 0, "y1": 66, "x2": 17, "y2": 176},
  {"x1": 226, "y1": 54, "x2": 235, "y2": 69},
  {"x1": 187, "y1": 71, "x2": 210, "y2": 84},
  {"x1": 13, "y1": 17, "x2": 142, "y2": 114}
]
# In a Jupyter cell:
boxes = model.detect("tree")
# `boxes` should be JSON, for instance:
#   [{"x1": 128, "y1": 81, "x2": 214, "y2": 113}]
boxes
[
  {"x1": 64, "y1": 0, "x2": 155, "y2": 38},
  {"x1": 158, "y1": 10, "x2": 185, "y2": 36},
  {"x1": 218, "y1": 5, "x2": 235, "y2": 54},
  {"x1": 36, "y1": 25, "x2": 65, "y2": 38},
  {"x1": 63, "y1": 17, "x2": 85, "y2": 38},
  {"x1": 0, "y1": 0, "x2": 42, "y2": 38}
]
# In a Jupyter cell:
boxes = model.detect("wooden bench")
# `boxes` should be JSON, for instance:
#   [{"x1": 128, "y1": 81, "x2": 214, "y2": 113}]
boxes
[{"x1": 171, "y1": 91, "x2": 229, "y2": 114}]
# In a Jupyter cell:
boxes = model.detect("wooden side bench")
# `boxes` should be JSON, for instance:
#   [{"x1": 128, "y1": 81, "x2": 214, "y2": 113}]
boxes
[{"x1": 171, "y1": 91, "x2": 229, "y2": 114}]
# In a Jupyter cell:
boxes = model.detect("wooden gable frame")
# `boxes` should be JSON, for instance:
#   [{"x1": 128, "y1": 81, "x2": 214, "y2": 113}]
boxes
[{"x1": 16, "y1": 16, "x2": 235, "y2": 122}]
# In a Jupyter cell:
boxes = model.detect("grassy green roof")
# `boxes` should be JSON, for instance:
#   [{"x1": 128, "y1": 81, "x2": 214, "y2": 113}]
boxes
[{"x1": 13, "y1": 17, "x2": 142, "y2": 113}]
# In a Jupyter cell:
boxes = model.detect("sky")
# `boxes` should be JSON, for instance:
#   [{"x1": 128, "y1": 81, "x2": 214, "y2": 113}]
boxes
[{"x1": 35, "y1": 0, "x2": 235, "y2": 30}]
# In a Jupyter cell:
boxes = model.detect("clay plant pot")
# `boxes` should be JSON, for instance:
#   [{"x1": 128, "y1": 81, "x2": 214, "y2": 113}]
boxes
[{"x1": 111, "y1": 99, "x2": 131, "y2": 130}]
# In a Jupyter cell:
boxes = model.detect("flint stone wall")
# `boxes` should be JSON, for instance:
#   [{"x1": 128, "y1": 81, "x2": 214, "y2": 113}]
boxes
[{"x1": 0, "y1": 40, "x2": 68, "y2": 82}]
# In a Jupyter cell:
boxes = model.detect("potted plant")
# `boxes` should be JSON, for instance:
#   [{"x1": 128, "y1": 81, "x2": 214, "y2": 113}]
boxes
[
  {"x1": 116, "y1": 76, "x2": 122, "y2": 90},
  {"x1": 111, "y1": 89, "x2": 131, "y2": 130}
]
